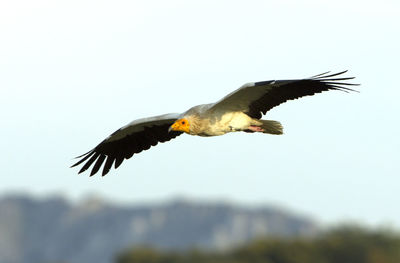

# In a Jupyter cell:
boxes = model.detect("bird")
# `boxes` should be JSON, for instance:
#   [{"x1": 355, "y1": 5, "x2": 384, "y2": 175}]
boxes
[{"x1": 71, "y1": 70, "x2": 358, "y2": 176}]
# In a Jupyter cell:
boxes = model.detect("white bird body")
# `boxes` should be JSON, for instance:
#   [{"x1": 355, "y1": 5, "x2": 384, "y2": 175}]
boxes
[
  {"x1": 184, "y1": 109, "x2": 256, "y2": 136},
  {"x1": 215, "y1": 111, "x2": 256, "y2": 133},
  {"x1": 72, "y1": 71, "x2": 358, "y2": 176}
]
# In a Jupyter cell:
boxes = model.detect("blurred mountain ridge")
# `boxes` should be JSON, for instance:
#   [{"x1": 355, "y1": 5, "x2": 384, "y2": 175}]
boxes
[{"x1": 0, "y1": 194, "x2": 317, "y2": 263}]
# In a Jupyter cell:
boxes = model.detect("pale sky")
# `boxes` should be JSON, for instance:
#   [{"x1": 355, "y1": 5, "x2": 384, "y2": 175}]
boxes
[{"x1": 1, "y1": 0, "x2": 399, "y2": 227}]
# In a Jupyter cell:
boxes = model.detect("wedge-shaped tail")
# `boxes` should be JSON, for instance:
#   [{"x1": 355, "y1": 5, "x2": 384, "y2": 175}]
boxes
[{"x1": 259, "y1": 120, "x2": 283, "y2": 135}]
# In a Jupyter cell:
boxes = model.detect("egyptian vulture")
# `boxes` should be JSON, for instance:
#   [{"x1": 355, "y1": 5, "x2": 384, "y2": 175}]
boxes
[{"x1": 72, "y1": 71, "x2": 358, "y2": 176}]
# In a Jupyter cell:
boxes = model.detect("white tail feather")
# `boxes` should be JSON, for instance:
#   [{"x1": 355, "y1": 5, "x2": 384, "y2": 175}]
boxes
[{"x1": 259, "y1": 120, "x2": 283, "y2": 135}]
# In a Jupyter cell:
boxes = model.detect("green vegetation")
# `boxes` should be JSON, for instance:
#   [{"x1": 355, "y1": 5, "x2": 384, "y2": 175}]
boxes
[{"x1": 116, "y1": 225, "x2": 400, "y2": 263}]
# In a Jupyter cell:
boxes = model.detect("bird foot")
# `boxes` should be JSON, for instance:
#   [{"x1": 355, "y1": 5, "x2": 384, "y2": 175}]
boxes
[{"x1": 248, "y1": 125, "x2": 265, "y2": 132}]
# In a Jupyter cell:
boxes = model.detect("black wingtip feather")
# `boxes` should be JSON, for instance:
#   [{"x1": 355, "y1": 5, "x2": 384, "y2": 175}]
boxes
[
  {"x1": 321, "y1": 77, "x2": 355, "y2": 81},
  {"x1": 78, "y1": 153, "x2": 100, "y2": 174},
  {"x1": 311, "y1": 71, "x2": 331, "y2": 78},
  {"x1": 102, "y1": 156, "x2": 114, "y2": 177},
  {"x1": 328, "y1": 85, "x2": 359, "y2": 93},
  {"x1": 114, "y1": 156, "x2": 124, "y2": 169},
  {"x1": 323, "y1": 82, "x2": 359, "y2": 86},
  {"x1": 74, "y1": 150, "x2": 93, "y2": 159},
  {"x1": 313, "y1": 70, "x2": 348, "y2": 79},
  {"x1": 90, "y1": 154, "x2": 106, "y2": 177},
  {"x1": 71, "y1": 151, "x2": 95, "y2": 168}
]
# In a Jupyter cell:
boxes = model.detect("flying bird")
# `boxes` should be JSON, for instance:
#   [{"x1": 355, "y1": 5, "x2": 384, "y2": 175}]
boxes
[{"x1": 72, "y1": 71, "x2": 358, "y2": 176}]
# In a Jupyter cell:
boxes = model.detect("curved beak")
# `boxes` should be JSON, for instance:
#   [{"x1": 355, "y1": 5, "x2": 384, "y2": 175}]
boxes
[
  {"x1": 168, "y1": 119, "x2": 189, "y2": 133},
  {"x1": 168, "y1": 122, "x2": 178, "y2": 132}
]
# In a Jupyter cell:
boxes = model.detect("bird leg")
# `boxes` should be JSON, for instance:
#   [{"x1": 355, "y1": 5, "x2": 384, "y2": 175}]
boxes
[{"x1": 248, "y1": 125, "x2": 265, "y2": 132}]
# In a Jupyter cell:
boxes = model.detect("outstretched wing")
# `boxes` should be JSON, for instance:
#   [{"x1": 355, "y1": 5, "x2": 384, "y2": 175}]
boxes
[
  {"x1": 210, "y1": 71, "x2": 358, "y2": 119},
  {"x1": 71, "y1": 113, "x2": 183, "y2": 176}
]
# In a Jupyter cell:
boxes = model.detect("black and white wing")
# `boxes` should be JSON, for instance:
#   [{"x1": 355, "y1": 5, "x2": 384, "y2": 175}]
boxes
[
  {"x1": 71, "y1": 113, "x2": 183, "y2": 176},
  {"x1": 210, "y1": 71, "x2": 358, "y2": 119}
]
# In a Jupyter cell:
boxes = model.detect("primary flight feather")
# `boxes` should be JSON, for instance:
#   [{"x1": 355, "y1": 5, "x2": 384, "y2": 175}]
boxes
[{"x1": 72, "y1": 71, "x2": 358, "y2": 176}]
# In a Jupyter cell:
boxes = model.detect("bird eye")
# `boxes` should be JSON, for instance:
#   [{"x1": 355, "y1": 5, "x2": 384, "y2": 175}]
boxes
[{"x1": 181, "y1": 121, "x2": 186, "y2": 124}]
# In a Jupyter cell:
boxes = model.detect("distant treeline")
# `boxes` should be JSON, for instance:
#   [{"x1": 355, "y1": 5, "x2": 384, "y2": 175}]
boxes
[{"x1": 116, "y1": 225, "x2": 400, "y2": 263}]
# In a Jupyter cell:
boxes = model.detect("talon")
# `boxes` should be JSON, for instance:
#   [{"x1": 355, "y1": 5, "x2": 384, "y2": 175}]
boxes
[{"x1": 248, "y1": 125, "x2": 264, "y2": 132}]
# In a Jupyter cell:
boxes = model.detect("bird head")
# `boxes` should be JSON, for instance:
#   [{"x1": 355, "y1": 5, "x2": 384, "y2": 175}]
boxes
[{"x1": 169, "y1": 118, "x2": 190, "y2": 133}]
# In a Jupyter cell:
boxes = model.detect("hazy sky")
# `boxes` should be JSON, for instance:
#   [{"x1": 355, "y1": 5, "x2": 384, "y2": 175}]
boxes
[{"x1": 1, "y1": 0, "x2": 399, "y2": 227}]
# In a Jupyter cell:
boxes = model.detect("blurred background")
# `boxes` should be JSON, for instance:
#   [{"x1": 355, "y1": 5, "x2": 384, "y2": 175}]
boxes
[{"x1": 1, "y1": 0, "x2": 399, "y2": 262}]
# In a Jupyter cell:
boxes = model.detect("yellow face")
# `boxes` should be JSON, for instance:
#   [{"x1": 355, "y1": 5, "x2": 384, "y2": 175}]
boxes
[{"x1": 169, "y1": 118, "x2": 190, "y2": 133}]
